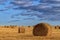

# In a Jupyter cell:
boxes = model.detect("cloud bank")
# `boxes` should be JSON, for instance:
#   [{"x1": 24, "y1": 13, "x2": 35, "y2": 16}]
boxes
[
  {"x1": 10, "y1": 0, "x2": 60, "y2": 22},
  {"x1": 0, "y1": 0, "x2": 60, "y2": 24}
]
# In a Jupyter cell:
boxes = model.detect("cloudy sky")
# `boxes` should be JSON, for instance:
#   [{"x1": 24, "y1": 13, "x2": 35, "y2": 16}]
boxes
[{"x1": 0, "y1": 0, "x2": 60, "y2": 26}]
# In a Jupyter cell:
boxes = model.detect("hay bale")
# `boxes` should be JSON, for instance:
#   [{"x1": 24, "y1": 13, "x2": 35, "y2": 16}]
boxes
[
  {"x1": 55, "y1": 26, "x2": 60, "y2": 29},
  {"x1": 18, "y1": 27, "x2": 25, "y2": 33},
  {"x1": 28, "y1": 26, "x2": 30, "y2": 28},
  {"x1": 4, "y1": 26, "x2": 9, "y2": 28},
  {"x1": 18, "y1": 27, "x2": 20, "y2": 33},
  {"x1": 59, "y1": 27, "x2": 60, "y2": 29},
  {"x1": 55, "y1": 26, "x2": 57, "y2": 29},
  {"x1": 33, "y1": 23, "x2": 52, "y2": 36}
]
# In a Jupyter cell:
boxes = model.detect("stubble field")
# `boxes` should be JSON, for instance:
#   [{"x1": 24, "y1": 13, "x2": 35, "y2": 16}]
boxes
[{"x1": 0, "y1": 26, "x2": 60, "y2": 40}]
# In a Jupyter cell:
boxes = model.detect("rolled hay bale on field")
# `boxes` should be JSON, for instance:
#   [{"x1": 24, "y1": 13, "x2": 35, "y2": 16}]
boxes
[
  {"x1": 33, "y1": 23, "x2": 52, "y2": 36},
  {"x1": 4, "y1": 26, "x2": 9, "y2": 28},
  {"x1": 18, "y1": 27, "x2": 25, "y2": 33},
  {"x1": 55, "y1": 25, "x2": 60, "y2": 29},
  {"x1": 28, "y1": 26, "x2": 31, "y2": 28},
  {"x1": 55, "y1": 26, "x2": 57, "y2": 29}
]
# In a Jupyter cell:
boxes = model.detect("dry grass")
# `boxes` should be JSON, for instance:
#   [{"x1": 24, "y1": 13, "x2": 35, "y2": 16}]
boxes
[{"x1": 0, "y1": 26, "x2": 60, "y2": 40}]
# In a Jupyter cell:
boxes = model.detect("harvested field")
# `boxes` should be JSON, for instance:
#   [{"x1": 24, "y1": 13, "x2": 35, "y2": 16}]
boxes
[
  {"x1": 0, "y1": 25, "x2": 60, "y2": 40},
  {"x1": 0, "y1": 33, "x2": 60, "y2": 40}
]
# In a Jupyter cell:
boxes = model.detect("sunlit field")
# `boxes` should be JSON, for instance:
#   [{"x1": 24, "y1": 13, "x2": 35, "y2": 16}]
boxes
[{"x1": 0, "y1": 26, "x2": 60, "y2": 40}]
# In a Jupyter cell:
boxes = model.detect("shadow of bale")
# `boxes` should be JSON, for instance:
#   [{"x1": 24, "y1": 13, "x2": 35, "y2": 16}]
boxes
[{"x1": 33, "y1": 23, "x2": 52, "y2": 36}]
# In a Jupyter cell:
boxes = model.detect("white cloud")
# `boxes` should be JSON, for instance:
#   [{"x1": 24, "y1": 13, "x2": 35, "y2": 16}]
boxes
[
  {"x1": 52, "y1": 0, "x2": 60, "y2": 1},
  {"x1": 12, "y1": 0, "x2": 40, "y2": 7},
  {"x1": 11, "y1": 0, "x2": 60, "y2": 21}
]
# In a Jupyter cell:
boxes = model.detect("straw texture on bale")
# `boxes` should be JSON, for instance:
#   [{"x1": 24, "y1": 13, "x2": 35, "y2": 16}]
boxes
[
  {"x1": 59, "y1": 27, "x2": 60, "y2": 29},
  {"x1": 33, "y1": 23, "x2": 51, "y2": 36},
  {"x1": 55, "y1": 26, "x2": 57, "y2": 29},
  {"x1": 54, "y1": 26, "x2": 60, "y2": 29},
  {"x1": 18, "y1": 27, "x2": 25, "y2": 33}
]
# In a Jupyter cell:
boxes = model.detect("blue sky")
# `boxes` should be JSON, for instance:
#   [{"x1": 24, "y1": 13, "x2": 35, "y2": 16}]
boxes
[{"x1": 0, "y1": 0, "x2": 60, "y2": 26}]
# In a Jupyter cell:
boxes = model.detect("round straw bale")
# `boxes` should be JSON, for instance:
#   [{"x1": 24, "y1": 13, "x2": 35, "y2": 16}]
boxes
[
  {"x1": 18, "y1": 27, "x2": 25, "y2": 33},
  {"x1": 33, "y1": 23, "x2": 52, "y2": 36}
]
